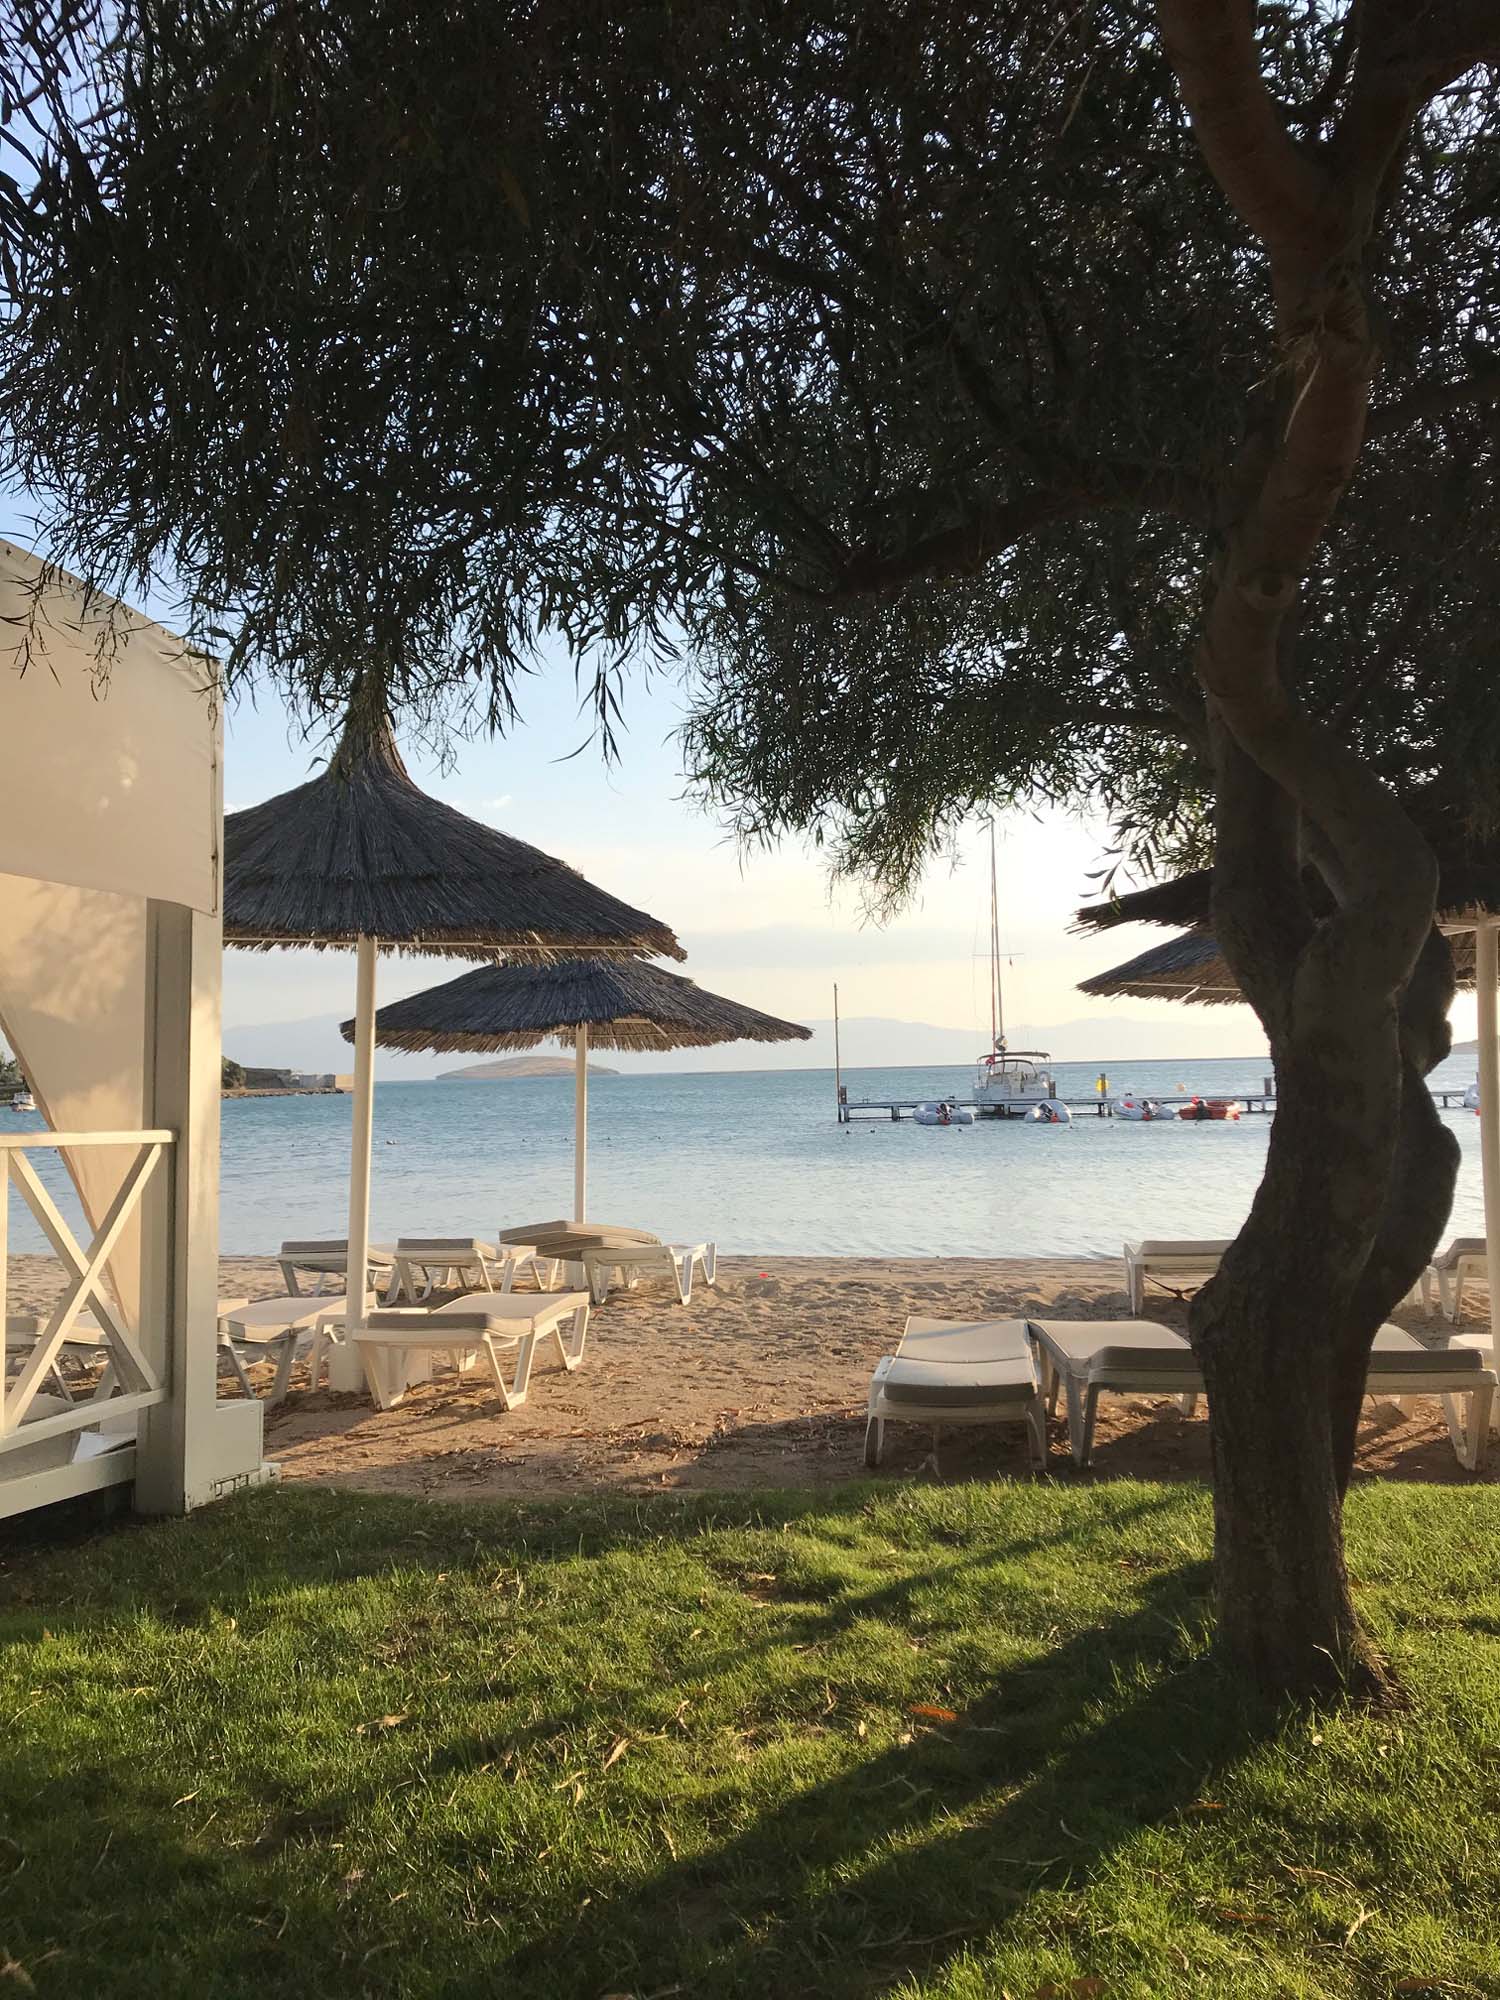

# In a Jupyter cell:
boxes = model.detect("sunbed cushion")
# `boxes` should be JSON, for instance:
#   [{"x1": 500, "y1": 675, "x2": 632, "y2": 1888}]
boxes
[
  {"x1": 1431, "y1": 1237, "x2": 1486, "y2": 1270},
  {"x1": 881, "y1": 1359, "x2": 1036, "y2": 1408},
  {"x1": 500, "y1": 1220, "x2": 662, "y2": 1256},
  {"x1": 1129, "y1": 1239, "x2": 1232, "y2": 1258},
  {"x1": 395, "y1": 1237, "x2": 499, "y2": 1256},
  {"x1": 1028, "y1": 1319, "x2": 1201, "y2": 1381},
  {"x1": 280, "y1": 1239, "x2": 395, "y2": 1261},
  {"x1": 898, "y1": 1316, "x2": 1033, "y2": 1365},
  {"x1": 877, "y1": 1318, "x2": 1038, "y2": 1408},
  {"x1": 1368, "y1": 1324, "x2": 1487, "y2": 1377}
]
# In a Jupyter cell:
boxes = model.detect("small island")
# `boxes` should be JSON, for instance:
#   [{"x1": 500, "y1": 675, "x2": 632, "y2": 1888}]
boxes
[{"x1": 438, "y1": 1055, "x2": 620, "y2": 1080}]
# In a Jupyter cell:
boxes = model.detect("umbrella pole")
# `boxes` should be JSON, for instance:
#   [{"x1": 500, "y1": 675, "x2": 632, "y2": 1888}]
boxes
[
  {"x1": 346, "y1": 935, "x2": 379, "y2": 1321},
  {"x1": 1476, "y1": 923, "x2": 1500, "y2": 1378},
  {"x1": 574, "y1": 1023, "x2": 588, "y2": 1222}
]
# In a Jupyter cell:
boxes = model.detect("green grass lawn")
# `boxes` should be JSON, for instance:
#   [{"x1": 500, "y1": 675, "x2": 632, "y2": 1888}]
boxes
[{"x1": 2, "y1": 1481, "x2": 1499, "y2": 1999}]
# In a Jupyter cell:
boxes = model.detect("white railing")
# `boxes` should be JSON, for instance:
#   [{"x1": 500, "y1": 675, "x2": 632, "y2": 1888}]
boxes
[{"x1": 0, "y1": 1128, "x2": 175, "y2": 1451}]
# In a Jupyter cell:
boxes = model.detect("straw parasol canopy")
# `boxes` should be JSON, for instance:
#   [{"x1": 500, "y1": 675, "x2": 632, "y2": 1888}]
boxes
[
  {"x1": 224, "y1": 710, "x2": 683, "y2": 960},
  {"x1": 346, "y1": 958, "x2": 810, "y2": 1221},
  {"x1": 221, "y1": 706, "x2": 684, "y2": 1328},
  {"x1": 1078, "y1": 930, "x2": 1243, "y2": 1007},
  {"x1": 345, "y1": 959, "x2": 813, "y2": 1053}
]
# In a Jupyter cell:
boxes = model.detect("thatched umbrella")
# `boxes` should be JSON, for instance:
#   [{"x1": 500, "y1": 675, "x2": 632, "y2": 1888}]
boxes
[
  {"x1": 225, "y1": 711, "x2": 683, "y2": 1308},
  {"x1": 343, "y1": 958, "x2": 811, "y2": 1219},
  {"x1": 1077, "y1": 923, "x2": 1481, "y2": 1006}
]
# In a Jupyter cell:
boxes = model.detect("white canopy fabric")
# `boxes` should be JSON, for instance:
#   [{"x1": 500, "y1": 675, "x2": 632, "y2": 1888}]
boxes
[
  {"x1": 0, "y1": 874, "x2": 151, "y2": 1334},
  {"x1": 0, "y1": 540, "x2": 220, "y2": 914},
  {"x1": 1, "y1": 544, "x2": 223, "y2": 1349}
]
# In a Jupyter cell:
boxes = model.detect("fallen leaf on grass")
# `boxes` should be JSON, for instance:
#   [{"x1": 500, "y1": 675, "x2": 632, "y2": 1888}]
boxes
[
  {"x1": 601, "y1": 1737, "x2": 631, "y2": 1771},
  {"x1": 908, "y1": 1704, "x2": 958, "y2": 1723},
  {"x1": 355, "y1": 1713, "x2": 409, "y2": 1736},
  {"x1": 1035, "y1": 1979, "x2": 1104, "y2": 1999},
  {"x1": 1217, "y1": 1910, "x2": 1272, "y2": 1924},
  {"x1": 0, "y1": 1959, "x2": 33, "y2": 1991}
]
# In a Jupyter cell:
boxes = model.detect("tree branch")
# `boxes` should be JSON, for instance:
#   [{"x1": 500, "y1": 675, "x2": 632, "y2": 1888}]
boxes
[
  {"x1": 1153, "y1": 0, "x2": 1332, "y2": 255},
  {"x1": 834, "y1": 462, "x2": 1211, "y2": 594},
  {"x1": 1367, "y1": 367, "x2": 1500, "y2": 436}
]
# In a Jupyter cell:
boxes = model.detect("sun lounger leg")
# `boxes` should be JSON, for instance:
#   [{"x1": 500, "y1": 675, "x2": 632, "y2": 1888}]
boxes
[
  {"x1": 1026, "y1": 1395, "x2": 1047, "y2": 1468},
  {"x1": 674, "y1": 1252, "x2": 692, "y2": 1304},
  {"x1": 219, "y1": 1332, "x2": 256, "y2": 1399},
  {"x1": 267, "y1": 1331, "x2": 298, "y2": 1408},
  {"x1": 702, "y1": 1245, "x2": 718, "y2": 1287},
  {"x1": 1442, "y1": 1385, "x2": 1493, "y2": 1471},
  {"x1": 864, "y1": 1410, "x2": 884, "y2": 1467},
  {"x1": 1063, "y1": 1374, "x2": 1090, "y2": 1466},
  {"x1": 546, "y1": 1302, "x2": 590, "y2": 1372},
  {"x1": 483, "y1": 1331, "x2": 536, "y2": 1410}
]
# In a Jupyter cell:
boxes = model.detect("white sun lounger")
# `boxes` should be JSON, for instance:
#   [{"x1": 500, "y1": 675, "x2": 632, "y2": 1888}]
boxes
[
  {"x1": 9, "y1": 1299, "x2": 251, "y2": 1403},
  {"x1": 1419, "y1": 1237, "x2": 1488, "y2": 1320},
  {"x1": 580, "y1": 1241, "x2": 717, "y2": 1306},
  {"x1": 277, "y1": 1239, "x2": 399, "y2": 1298},
  {"x1": 1027, "y1": 1318, "x2": 1497, "y2": 1471},
  {"x1": 348, "y1": 1292, "x2": 592, "y2": 1411},
  {"x1": 865, "y1": 1316, "x2": 1045, "y2": 1468},
  {"x1": 390, "y1": 1237, "x2": 540, "y2": 1302},
  {"x1": 1122, "y1": 1239, "x2": 1233, "y2": 1314},
  {"x1": 219, "y1": 1294, "x2": 372, "y2": 1406}
]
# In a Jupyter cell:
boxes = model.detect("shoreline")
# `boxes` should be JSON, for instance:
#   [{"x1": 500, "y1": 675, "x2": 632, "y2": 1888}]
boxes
[{"x1": 4, "y1": 1251, "x2": 1489, "y2": 1500}]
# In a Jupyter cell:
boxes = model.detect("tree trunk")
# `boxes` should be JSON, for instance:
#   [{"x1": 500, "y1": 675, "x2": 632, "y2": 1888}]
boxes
[
  {"x1": 1191, "y1": 1025, "x2": 1406, "y2": 1703},
  {"x1": 1187, "y1": 730, "x2": 1452, "y2": 1703}
]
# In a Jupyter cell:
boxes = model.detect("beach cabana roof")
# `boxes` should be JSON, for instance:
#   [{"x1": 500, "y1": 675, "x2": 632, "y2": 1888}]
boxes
[
  {"x1": 224, "y1": 712, "x2": 683, "y2": 960},
  {"x1": 346, "y1": 958, "x2": 813, "y2": 1053}
]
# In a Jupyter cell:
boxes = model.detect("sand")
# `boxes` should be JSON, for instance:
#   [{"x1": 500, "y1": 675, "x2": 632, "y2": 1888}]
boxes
[{"x1": 4, "y1": 1252, "x2": 1492, "y2": 1498}]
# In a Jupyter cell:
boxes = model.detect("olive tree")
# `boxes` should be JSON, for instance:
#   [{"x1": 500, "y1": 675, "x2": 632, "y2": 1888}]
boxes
[{"x1": 4, "y1": 0, "x2": 1500, "y2": 1697}]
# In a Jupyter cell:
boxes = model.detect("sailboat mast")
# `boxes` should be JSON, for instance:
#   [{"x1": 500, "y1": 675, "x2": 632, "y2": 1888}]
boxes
[{"x1": 989, "y1": 821, "x2": 1004, "y2": 1050}]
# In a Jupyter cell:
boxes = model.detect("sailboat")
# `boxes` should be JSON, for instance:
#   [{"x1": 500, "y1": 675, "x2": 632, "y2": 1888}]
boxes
[{"x1": 971, "y1": 824, "x2": 1060, "y2": 1119}]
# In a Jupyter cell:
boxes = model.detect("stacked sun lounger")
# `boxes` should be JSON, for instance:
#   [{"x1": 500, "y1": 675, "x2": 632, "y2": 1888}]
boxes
[{"x1": 499, "y1": 1221, "x2": 718, "y2": 1305}]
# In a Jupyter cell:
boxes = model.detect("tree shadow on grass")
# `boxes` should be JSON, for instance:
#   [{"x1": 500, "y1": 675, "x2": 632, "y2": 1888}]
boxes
[
  {"x1": 0, "y1": 1486, "x2": 1281, "y2": 2000},
  {"x1": 488, "y1": 1563, "x2": 1269, "y2": 2000}
]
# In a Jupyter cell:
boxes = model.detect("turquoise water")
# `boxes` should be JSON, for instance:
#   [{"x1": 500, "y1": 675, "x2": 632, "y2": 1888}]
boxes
[
  {"x1": 7, "y1": 1053, "x2": 1487, "y2": 1259},
  {"x1": 213, "y1": 1052, "x2": 1485, "y2": 1258}
]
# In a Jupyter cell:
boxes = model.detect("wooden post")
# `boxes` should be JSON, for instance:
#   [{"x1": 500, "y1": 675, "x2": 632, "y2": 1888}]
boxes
[
  {"x1": 135, "y1": 901, "x2": 233, "y2": 1513},
  {"x1": 345, "y1": 936, "x2": 379, "y2": 1320},
  {"x1": 574, "y1": 1024, "x2": 589, "y2": 1221},
  {"x1": 833, "y1": 983, "x2": 843, "y2": 1122}
]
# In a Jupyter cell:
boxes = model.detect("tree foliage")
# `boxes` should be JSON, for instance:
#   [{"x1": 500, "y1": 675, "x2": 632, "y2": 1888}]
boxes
[{"x1": 2, "y1": 3, "x2": 1496, "y2": 887}]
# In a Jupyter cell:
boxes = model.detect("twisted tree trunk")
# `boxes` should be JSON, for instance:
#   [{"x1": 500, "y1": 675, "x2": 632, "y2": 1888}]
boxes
[{"x1": 1153, "y1": 0, "x2": 1484, "y2": 1699}]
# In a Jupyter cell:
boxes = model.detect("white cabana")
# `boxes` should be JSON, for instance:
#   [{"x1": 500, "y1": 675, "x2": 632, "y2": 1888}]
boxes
[{"x1": 0, "y1": 542, "x2": 266, "y2": 1518}]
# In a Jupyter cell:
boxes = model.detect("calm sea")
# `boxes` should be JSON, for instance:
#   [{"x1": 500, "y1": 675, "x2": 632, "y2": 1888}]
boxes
[{"x1": 7, "y1": 1053, "x2": 1488, "y2": 1260}]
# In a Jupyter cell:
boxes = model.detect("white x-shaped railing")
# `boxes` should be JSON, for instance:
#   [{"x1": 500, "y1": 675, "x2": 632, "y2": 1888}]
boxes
[{"x1": 1, "y1": 1128, "x2": 175, "y2": 1446}]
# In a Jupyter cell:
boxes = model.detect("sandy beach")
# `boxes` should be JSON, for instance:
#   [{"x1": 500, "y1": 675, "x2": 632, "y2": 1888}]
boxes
[{"x1": 6, "y1": 1250, "x2": 1492, "y2": 1498}]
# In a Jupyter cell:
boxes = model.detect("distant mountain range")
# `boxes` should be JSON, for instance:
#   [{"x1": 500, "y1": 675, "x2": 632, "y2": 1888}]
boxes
[
  {"x1": 437, "y1": 1055, "x2": 619, "y2": 1080},
  {"x1": 221, "y1": 1009, "x2": 1267, "y2": 1078}
]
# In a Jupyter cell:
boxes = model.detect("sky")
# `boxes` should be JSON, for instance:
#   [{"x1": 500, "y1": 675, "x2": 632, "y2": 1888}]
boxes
[{"x1": 217, "y1": 638, "x2": 1281, "y2": 1077}]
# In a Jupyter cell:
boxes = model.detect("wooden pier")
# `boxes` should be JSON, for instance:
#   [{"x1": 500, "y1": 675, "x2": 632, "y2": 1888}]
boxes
[{"x1": 838, "y1": 1085, "x2": 1477, "y2": 1124}]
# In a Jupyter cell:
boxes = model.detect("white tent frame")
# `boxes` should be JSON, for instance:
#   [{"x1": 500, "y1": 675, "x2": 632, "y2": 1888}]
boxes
[{"x1": 0, "y1": 545, "x2": 265, "y2": 1520}]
